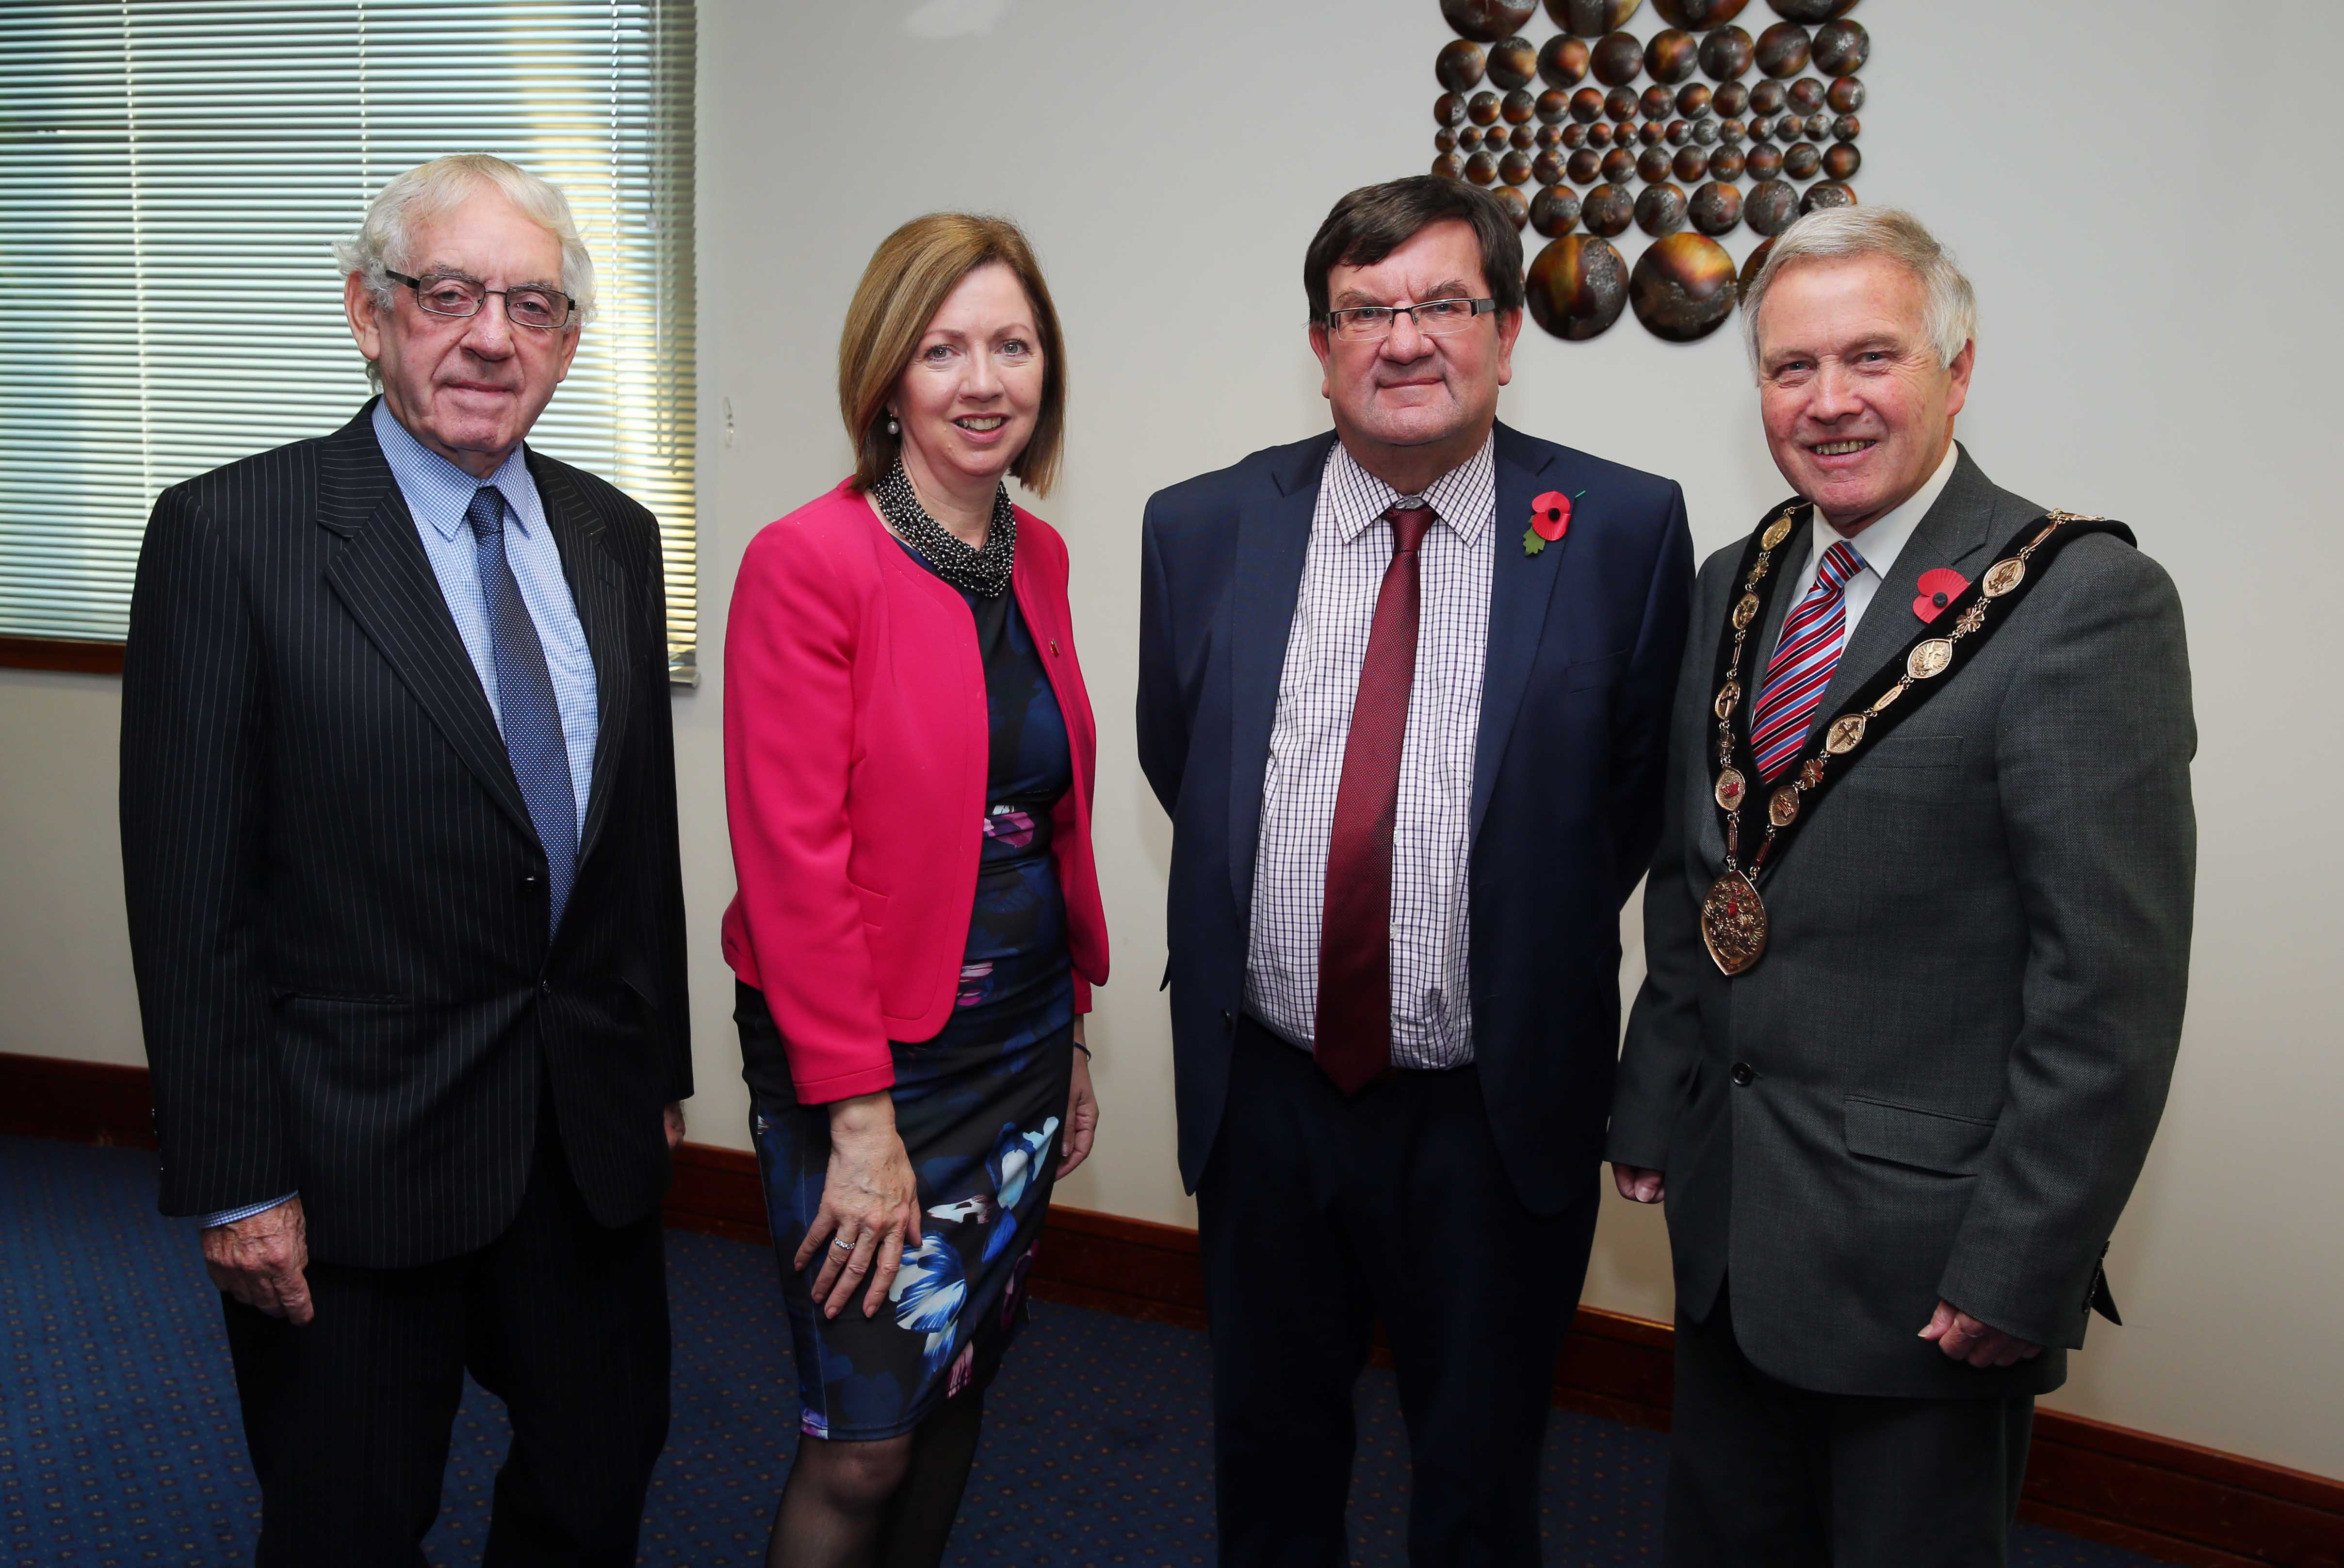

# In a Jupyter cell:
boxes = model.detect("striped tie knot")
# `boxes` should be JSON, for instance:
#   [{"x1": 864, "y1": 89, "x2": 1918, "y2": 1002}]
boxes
[{"x1": 1747, "y1": 537, "x2": 1868, "y2": 782}]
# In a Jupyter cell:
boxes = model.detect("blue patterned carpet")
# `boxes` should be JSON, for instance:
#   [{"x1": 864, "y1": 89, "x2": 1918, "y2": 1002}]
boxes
[{"x1": 2, "y1": 1135, "x2": 2161, "y2": 1566}]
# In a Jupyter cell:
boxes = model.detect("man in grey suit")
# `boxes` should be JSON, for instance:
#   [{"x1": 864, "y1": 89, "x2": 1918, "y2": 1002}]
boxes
[{"x1": 1609, "y1": 208, "x2": 2195, "y2": 1566}]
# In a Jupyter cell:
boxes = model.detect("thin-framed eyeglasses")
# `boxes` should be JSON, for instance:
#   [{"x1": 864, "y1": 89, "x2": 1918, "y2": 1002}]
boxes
[
  {"x1": 1317, "y1": 297, "x2": 1499, "y2": 343},
  {"x1": 385, "y1": 269, "x2": 577, "y2": 331}
]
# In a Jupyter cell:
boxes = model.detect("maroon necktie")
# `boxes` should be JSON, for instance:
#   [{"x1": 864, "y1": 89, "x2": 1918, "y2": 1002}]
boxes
[{"x1": 1314, "y1": 504, "x2": 1433, "y2": 1095}]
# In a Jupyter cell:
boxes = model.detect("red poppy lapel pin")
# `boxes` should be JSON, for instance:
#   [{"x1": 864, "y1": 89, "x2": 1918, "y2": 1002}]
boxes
[
  {"x1": 1912, "y1": 567, "x2": 1970, "y2": 622},
  {"x1": 1522, "y1": 490, "x2": 1584, "y2": 556}
]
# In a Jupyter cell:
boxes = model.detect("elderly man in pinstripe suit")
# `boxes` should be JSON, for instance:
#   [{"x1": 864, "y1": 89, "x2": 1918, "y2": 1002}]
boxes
[{"x1": 119, "y1": 154, "x2": 689, "y2": 1566}]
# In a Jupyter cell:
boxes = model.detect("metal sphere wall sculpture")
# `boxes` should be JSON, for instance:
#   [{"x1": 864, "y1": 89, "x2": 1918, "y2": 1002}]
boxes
[{"x1": 1430, "y1": 0, "x2": 1870, "y2": 342}]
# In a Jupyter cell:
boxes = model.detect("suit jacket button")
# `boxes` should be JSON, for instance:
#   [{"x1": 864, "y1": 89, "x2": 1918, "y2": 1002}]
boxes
[
  {"x1": 1221, "y1": 1010, "x2": 1234, "y2": 1032},
  {"x1": 521, "y1": 872, "x2": 542, "y2": 892},
  {"x1": 1730, "y1": 1062, "x2": 1755, "y2": 1087},
  {"x1": 539, "y1": 980, "x2": 553, "y2": 998}
]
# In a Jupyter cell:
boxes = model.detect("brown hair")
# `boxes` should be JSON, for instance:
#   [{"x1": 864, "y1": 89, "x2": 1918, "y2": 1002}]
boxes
[
  {"x1": 837, "y1": 212, "x2": 1068, "y2": 496},
  {"x1": 1303, "y1": 176, "x2": 1524, "y2": 324}
]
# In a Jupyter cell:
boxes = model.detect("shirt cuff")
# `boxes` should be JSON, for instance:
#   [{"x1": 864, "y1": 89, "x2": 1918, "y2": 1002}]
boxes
[{"x1": 199, "y1": 1192, "x2": 297, "y2": 1229}]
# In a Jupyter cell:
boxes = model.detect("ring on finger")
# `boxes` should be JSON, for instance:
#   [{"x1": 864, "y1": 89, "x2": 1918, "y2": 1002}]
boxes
[{"x1": 831, "y1": 1235, "x2": 858, "y2": 1253}]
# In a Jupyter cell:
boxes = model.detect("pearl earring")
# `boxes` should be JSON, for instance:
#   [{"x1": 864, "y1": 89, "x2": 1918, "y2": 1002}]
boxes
[{"x1": 886, "y1": 415, "x2": 899, "y2": 435}]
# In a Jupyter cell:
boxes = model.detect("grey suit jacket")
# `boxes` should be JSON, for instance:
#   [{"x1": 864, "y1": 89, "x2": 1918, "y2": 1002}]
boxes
[{"x1": 1609, "y1": 446, "x2": 2196, "y2": 1401}]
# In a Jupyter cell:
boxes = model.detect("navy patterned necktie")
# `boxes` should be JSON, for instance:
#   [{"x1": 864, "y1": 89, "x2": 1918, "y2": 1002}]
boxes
[{"x1": 467, "y1": 484, "x2": 577, "y2": 931}]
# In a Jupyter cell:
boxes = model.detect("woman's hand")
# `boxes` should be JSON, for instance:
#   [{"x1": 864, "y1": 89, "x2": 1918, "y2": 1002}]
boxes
[
  {"x1": 1058, "y1": 1022, "x2": 1099, "y2": 1178},
  {"x1": 796, "y1": 1091, "x2": 920, "y2": 1320}
]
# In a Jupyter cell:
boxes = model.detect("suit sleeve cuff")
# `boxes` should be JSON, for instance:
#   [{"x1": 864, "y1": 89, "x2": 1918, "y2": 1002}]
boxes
[{"x1": 199, "y1": 1192, "x2": 297, "y2": 1229}]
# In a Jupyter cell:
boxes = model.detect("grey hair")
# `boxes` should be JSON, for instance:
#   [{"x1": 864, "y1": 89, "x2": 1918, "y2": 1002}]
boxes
[
  {"x1": 1741, "y1": 207, "x2": 1977, "y2": 376},
  {"x1": 335, "y1": 153, "x2": 595, "y2": 387}
]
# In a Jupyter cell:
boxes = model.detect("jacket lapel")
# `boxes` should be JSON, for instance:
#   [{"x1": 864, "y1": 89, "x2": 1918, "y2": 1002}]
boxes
[
  {"x1": 1470, "y1": 424, "x2": 1566, "y2": 840},
  {"x1": 1809, "y1": 443, "x2": 2005, "y2": 726},
  {"x1": 528, "y1": 454, "x2": 631, "y2": 870},
  {"x1": 1226, "y1": 434, "x2": 1333, "y2": 915},
  {"x1": 318, "y1": 404, "x2": 537, "y2": 842}
]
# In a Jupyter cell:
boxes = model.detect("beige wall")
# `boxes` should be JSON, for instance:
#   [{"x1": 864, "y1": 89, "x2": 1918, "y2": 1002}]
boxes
[{"x1": 5, "y1": 0, "x2": 2338, "y2": 1482}]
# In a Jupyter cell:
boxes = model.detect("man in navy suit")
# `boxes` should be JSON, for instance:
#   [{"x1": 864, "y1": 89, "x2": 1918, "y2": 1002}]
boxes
[{"x1": 1136, "y1": 176, "x2": 1693, "y2": 1563}]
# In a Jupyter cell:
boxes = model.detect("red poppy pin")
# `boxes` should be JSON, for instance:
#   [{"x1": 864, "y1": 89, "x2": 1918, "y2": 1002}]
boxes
[
  {"x1": 1912, "y1": 567, "x2": 1970, "y2": 622},
  {"x1": 1522, "y1": 490, "x2": 1582, "y2": 556}
]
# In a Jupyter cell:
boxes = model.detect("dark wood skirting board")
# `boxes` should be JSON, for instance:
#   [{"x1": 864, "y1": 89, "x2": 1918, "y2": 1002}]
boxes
[
  {"x1": 0, "y1": 635, "x2": 126, "y2": 674},
  {"x1": 5, "y1": 1048, "x2": 2336, "y2": 1567}
]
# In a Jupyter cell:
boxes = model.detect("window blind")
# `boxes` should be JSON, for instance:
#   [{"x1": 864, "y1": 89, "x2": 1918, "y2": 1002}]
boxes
[{"x1": 0, "y1": 0, "x2": 700, "y2": 680}]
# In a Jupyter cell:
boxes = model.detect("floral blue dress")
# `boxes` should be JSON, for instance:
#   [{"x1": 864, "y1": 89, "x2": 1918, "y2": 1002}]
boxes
[{"x1": 739, "y1": 542, "x2": 1074, "y2": 1440}]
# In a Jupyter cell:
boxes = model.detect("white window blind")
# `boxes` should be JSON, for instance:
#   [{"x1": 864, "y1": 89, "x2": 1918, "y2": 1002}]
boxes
[{"x1": 0, "y1": 0, "x2": 700, "y2": 680}]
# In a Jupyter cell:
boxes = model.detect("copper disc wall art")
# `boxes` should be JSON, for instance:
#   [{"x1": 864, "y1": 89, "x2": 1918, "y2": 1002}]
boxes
[
  {"x1": 1488, "y1": 34, "x2": 1540, "y2": 87},
  {"x1": 1636, "y1": 181, "x2": 1689, "y2": 234},
  {"x1": 1444, "y1": 0, "x2": 1539, "y2": 42},
  {"x1": 1745, "y1": 177, "x2": 1798, "y2": 233},
  {"x1": 1700, "y1": 25, "x2": 1755, "y2": 80},
  {"x1": 1811, "y1": 18, "x2": 1868, "y2": 75},
  {"x1": 1527, "y1": 233, "x2": 1630, "y2": 338},
  {"x1": 1531, "y1": 182, "x2": 1582, "y2": 234},
  {"x1": 1737, "y1": 234, "x2": 1774, "y2": 301},
  {"x1": 1593, "y1": 31, "x2": 1645, "y2": 84},
  {"x1": 1755, "y1": 22, "x2": 1810, "y2": 77},
  {"x1": 1652, "y1": 0, "x2": 1747, "y2": 25},
  {"x1": 1539, "y1": 34, "x2": 1591, "y2": 86},
  {"x1": 1800, "y1": 179, "x2": 1856, "y2": 213},
  {"x1": 1630, "y1": 231, "x2": 1738, "y2": 340},
  {"x1": 1580, "y1": 182, "x2": 1635, "y2": 235},
  {"x1": 1690, "y1": 179, "x2": 1743, "y2": 233},
  {"x1": 1547, "y1": 0, "x2": 1644, "y2": 36},
  {"x1": 1421, "y1": 0, "x2": 1875, "y2": 346},
  {"x1": 1765, "y1": 0, "x2": 1857, "y2": 21},
  {"x1": 1438, "y1": 40, "x2": 1488, "y2": 91},
  {"x1": 1645, "y1": 29, "x2": 1699, "y2": 82}
]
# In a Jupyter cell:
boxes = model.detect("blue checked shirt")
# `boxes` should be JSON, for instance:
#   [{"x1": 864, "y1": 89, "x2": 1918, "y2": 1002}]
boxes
[{"x1": 197, "y1": 402, "x2": 599, "y2": 1229}]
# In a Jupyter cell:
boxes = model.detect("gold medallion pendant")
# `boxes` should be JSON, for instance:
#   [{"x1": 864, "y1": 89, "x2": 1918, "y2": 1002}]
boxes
[
  {"x1": 1702, "y1": 869, "x2": 1769, "y2": 975},
  {"x1": 1714, "y1": 767, "x2": 1747, "y2": 811},
  {"x1": 1825, "y1": 712, "x2": 1867, "y2": 753},
  {"x1": 1982, "y1": 557, "x2": 2026, "y2": 597},
  {"x1": 1732, "y1": 593, "x2": 1761, "y2": 630},
  {"x1": 1761, "y1": 514, "x2": 1795, "y2": 550},
  {"x1": 1907, "y1": 638, "x2": 1954, "y2": 680}
]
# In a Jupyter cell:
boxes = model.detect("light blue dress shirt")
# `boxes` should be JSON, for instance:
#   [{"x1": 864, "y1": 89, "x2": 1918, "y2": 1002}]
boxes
[{"x1": 198, "y1": 403, "x2": 600, "y2": 1230}]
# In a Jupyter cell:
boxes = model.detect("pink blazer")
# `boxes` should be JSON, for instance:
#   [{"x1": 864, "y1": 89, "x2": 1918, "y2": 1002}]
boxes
[{"x1": 720, "y1": 480, "x2": 1109, "y2": 1104}]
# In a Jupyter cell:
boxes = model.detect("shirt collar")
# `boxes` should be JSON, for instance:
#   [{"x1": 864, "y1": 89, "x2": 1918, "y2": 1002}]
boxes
[
  {"x1": 1820, "y1": 439, "x2": 1960, "y2": 583},
  {"x1": 1324, "y1": 430, "x2": 1497, "y2": 549},
  {"x1": 371, "y1": 397, "x2": 544, "y2": 543}
]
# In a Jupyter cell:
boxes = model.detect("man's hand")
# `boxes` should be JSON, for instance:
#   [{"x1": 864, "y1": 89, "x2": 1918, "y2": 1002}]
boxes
[
  {"x1": 202, "y1": 1198, "x2": 313, "y2": 1326},
  {"x1": 663, "y1": 1100, "x2": 686, "y2": 1151},
  {"x1": 1612, "y1": 1162, "x2": 1666, "y2": 1204},
  {"x1": 1920, "y1": 1300, "x2": 2043, "y2": 1368}
]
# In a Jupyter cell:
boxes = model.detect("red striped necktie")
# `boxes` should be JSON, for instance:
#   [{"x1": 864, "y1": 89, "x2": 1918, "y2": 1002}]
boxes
[
  {"x1": 1748, "y1": 539, "x2": 1865, "y2": 782},
  {"x1": 1314, "y1": 503, "x2": 1433, "y2": 1095}
]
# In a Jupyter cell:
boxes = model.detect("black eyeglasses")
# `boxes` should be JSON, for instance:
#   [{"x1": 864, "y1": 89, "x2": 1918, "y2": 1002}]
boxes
[
  {"x1": 386, "y1": 270, "x2": 576, "y2": 331},
  {"x1": 1317, "y1": 297, "x2": 1499, "y2": 342}
]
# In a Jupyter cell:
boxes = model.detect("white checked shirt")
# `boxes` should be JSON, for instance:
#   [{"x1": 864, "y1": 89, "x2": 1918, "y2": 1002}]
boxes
[{"x1": 1244, "y1": 434, "x2": 1496, "y2": 1069}]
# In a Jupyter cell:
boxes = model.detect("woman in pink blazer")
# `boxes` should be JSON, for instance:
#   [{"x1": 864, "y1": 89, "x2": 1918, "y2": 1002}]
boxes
[{"x1": 721, "y1": 214, "x2": 1108, "y2": 1565}]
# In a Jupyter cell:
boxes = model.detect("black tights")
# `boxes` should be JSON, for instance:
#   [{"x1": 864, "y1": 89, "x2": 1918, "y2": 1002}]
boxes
[{"x1": 765, "y1": 1389, "x2": 986, "y2": 1568}]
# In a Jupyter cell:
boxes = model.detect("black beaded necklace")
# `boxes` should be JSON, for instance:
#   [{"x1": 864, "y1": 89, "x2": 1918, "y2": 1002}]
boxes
[{"x1": 871, "y1": 457, "x2": 1017, "y2": 599}]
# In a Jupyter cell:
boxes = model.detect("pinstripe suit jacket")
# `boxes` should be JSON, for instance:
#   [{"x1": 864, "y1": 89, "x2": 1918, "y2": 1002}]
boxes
[{"x1": 120, "y1": 400, "x2": 692, "y2": 1270}]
